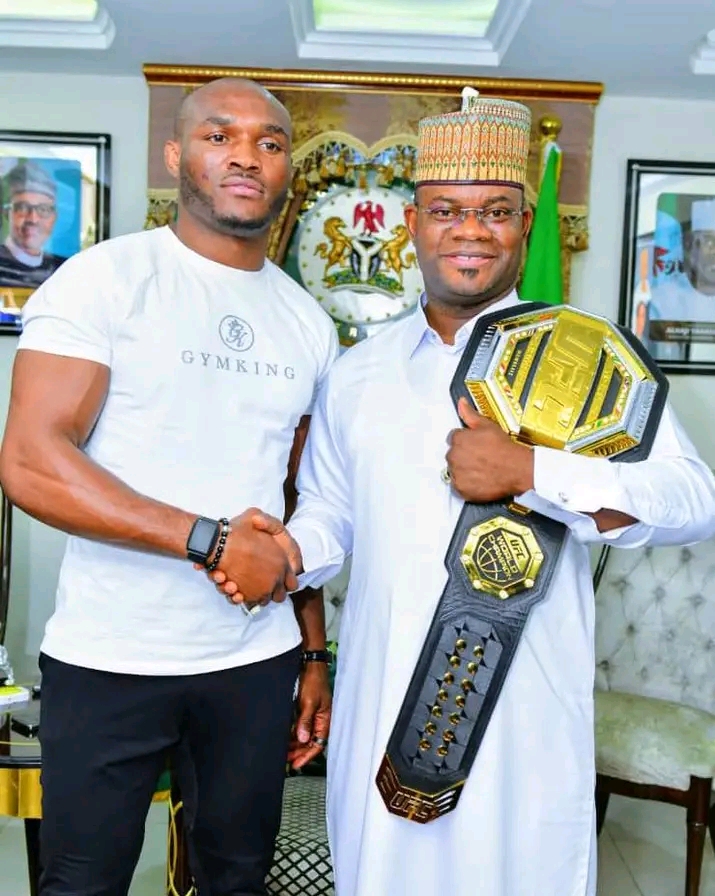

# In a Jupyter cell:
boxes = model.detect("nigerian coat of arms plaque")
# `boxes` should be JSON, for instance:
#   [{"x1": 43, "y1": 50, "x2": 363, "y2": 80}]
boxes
[{"x1": 296, "y1": 184, "x2": 424, "y2": 344}]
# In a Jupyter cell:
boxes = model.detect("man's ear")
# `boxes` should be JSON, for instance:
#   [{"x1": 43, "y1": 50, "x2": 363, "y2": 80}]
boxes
[
  {"x1": 404, "y1": 203, "x2": 418, "y2": 241},
  {"x1": 521, "y1": 205, "x2": 533, "y2": 240},
  {"x1": 164, "y1": 140, "x2": 181, "y2": 181}
]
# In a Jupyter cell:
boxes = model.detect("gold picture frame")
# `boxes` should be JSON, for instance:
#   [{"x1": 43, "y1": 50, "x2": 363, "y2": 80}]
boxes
[{"x1": 143, "y1": 65, "x2": 602, "y2": 338}]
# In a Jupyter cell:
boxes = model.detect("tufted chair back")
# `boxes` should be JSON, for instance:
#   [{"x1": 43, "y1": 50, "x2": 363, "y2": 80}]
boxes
[
  {"x1": 593, "y1": 539, "x2": 715, "y2": 896},
  {"x1": 594, "y1": 539, "x2": 715, "y2": 715}
]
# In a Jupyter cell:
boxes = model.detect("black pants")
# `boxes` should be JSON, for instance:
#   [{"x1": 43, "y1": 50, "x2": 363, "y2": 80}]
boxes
[{"x1": 37, "y1": 647, "x2": 300, "y2": 896}]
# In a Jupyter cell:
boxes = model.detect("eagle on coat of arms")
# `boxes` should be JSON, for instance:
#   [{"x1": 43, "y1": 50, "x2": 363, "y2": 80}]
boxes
[{"x1": 353, "y1": 200, "x2": 385, "y2": 235}]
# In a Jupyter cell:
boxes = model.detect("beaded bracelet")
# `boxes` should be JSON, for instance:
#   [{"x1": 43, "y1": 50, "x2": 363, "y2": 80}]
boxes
[{"x1": 206, "y1": 518, "x2": 230, "y2": 571}]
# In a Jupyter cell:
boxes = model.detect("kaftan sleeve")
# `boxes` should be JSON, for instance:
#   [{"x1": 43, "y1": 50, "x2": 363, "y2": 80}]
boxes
[
  {"x1": 288, "y1": 372, "x2": 354, "y2": 589},
  {"x1": 516, "y1": 402, "x2": 715, "y2": 547}
]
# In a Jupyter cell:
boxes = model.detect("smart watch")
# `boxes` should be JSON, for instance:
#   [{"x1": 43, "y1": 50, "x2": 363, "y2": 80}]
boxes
[{"x1": 186, "y1": 516, "x2": 221, "y2": 566}]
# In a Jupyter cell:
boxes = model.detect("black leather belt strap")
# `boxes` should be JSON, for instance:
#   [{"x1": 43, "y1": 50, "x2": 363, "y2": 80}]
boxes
[{"x1": 376, "y1": 500, "x2": 566, "y2": 823}]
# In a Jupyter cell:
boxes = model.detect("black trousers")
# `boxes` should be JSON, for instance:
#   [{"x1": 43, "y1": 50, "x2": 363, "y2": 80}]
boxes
[{"x1": 37, "y1": 647, "x2": 300, "y2": 896}]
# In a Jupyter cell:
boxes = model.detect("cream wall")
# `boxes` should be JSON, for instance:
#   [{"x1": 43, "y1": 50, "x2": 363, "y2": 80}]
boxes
[
  {"x1": 1, "y1": 77, "x2": 714, "y2": 680},
  {"x1": 0, "y1": 73, "x2": 149, "y2": 680}
]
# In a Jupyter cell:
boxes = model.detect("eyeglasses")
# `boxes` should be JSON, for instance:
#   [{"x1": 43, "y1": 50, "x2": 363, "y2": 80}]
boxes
[
  {"x1": 7, "y1": 201, "x2": 56, "y2": 219},
  {"x1": 417, "y1": 205, "x2": 523, "y2": 230}
]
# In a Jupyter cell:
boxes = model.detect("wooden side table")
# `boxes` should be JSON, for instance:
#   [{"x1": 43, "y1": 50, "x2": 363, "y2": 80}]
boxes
[
  {"x1": 0, "y1": 695, "x2": 42, "y2": 896},
  {"x1": 0, "y1": 694, "x2": 175, "y2": 896}
]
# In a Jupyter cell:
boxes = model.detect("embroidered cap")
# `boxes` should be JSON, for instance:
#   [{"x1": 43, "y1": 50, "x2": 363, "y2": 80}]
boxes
[
  {"x1": 6, "y1": 160, "x2": 57, "y2": 200},
  {"x1": 415, "y1": 87, "x2": 532, "y2": 188}
]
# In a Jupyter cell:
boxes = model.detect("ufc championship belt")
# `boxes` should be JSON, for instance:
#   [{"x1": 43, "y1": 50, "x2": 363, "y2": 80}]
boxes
[{"x1": 376, "y1": 302, "x2": 668, "y2": 824}]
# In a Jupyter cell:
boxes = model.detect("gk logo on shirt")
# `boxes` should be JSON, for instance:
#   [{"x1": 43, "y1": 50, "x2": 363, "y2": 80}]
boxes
[{"x1": 219, "y1": 315, "x2": 255, "y2": 352}]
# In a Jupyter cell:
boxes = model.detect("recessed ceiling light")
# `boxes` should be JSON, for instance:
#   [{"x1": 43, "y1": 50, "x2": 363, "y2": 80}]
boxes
[
  {"x1": 293, "y1": 0, "x2": 531, "y2": 67},
  {"x1": 0, "y1": 0, "x2": 113, "y2": 48},
  {"x1": 0, "y1": 0, "x2": 97, "y2": 20},
  {"x1": 312, "y1": 0, "x2": 499, "y2": 38}
]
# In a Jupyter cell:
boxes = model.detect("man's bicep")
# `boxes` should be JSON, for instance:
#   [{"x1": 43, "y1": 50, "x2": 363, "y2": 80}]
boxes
[{"x1": 6, "y1": 349, "x2": 110, "y2": 449}]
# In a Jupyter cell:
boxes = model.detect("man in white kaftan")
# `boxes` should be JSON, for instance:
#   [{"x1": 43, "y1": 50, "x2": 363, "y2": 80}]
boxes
[
  {"x1": 286, "y1": 285, "x2": 715, "y2": 896},
  {"x1": 212, "y1": 90, "x2": 715, "y2": 896}
]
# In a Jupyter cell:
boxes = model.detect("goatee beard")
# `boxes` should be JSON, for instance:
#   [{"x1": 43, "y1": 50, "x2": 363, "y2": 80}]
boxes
[{"x1": 179, "y1": 168, "x2": 287, "y2": 238}]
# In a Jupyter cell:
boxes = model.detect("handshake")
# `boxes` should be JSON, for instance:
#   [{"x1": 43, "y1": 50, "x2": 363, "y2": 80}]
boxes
[{"x1": 194, "y1": 509, "x2": 303, "y2": 608}]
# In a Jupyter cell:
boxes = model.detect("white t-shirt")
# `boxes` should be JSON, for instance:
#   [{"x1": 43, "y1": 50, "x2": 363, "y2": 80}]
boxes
[{"x1": 18, "y1": 225, "x2": 339, "y2": 675}]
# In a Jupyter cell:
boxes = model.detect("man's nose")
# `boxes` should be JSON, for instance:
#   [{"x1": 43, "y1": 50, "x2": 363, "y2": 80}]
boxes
[
  {"x1": 227, "y1": 138, "x2": 261, "y2": 171},
  {"x1": 451, "y1": 212, "x2": 491, "y2": 239}
]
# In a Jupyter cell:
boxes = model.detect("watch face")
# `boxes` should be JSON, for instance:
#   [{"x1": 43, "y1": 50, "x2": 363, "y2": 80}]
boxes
[
  {"x1": 188, "y1": 517, "x2": 219, "y2": 562},
  {"x1": 295, "y1": 183, "x2": 424, "y2": 343}
]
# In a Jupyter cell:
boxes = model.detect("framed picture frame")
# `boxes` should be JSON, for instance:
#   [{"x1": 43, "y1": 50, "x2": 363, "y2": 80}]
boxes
[
  {"x1": 619, "y1": 158, "x2": 715, "y2": 375},
  {"x1": 0, "y1": 130, "x2": 111, "y2": 335}
]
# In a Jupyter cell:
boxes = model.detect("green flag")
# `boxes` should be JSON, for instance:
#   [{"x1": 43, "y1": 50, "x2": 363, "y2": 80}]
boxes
[{"x1": 520, "y1": 144, "x2": 563, "y2": 305}]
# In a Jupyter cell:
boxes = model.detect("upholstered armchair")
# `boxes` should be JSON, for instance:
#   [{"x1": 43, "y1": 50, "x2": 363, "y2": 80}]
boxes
[{"x1": 594, "y1": 539, "x2": 715, "y2": 896}]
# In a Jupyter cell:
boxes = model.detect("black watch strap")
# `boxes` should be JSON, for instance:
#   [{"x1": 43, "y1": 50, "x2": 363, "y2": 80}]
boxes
[
  {"x1": 186, "y1": 516, "x2": 221, "y2": 566},
  {"x1": 302, "y1": 650, "x2": 331, "y2": 664}
]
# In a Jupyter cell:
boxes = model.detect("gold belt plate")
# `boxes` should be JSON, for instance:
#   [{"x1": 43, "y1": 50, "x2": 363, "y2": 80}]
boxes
[
  {"x1": 462, "y1": 305, "x2": 660, "y2": 458},
  {"x1": 460, "y1": 515, "x2": 544, "y2": 598}
]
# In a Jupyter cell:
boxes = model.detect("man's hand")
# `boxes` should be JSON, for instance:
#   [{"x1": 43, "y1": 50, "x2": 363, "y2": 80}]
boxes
[
  {"x1": 288, "y1": 662, "x2": 332, "y2": 770},
  {"x1": 251, "y1": 511, "x2": 303, "y2": 575},
  {"x1": 212, "y1": 509, "x2": 299, "y2": 604},
  {"x1": 446, "y1": 397, "x2": 535, "y2": 503},
  {"x1": 449, "y1": 400, "x2": 639, "y2": 532},
  {"x1": 202, "y1": 511, "x2": 303, "y2": 605}
]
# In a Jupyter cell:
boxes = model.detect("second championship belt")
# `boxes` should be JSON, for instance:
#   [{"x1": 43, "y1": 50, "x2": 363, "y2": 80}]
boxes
[{"x1": 376, "y1": 302, "x2": 668, "y2": 824}]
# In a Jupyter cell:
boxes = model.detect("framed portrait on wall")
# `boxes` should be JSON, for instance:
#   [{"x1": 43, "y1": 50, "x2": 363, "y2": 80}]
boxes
[
  {"x1": 619, "y1": 159, "x2": 715, "y2": 375},
  {"x1": 0, "y1": 130, "x2": 111, "y2": 335}
]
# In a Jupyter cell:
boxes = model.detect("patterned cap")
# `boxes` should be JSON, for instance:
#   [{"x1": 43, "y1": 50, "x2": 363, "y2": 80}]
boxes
[
  {"x1": 6, "y1": 160, "x2": 57, "y2": 200},
  {"x1": 415, "y1": 87, "x2": 532, "y2": 188}
]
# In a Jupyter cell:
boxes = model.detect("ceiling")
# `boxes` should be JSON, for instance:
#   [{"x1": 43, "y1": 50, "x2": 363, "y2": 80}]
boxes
[{"x1": 0, "y1": 0, "x2": 713, "y2": 99}]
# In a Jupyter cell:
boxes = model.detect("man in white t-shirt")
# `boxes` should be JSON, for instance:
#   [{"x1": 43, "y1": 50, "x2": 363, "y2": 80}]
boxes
[{"x1": 0, "y1": 78, "x2": 338, "y2": 896}]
